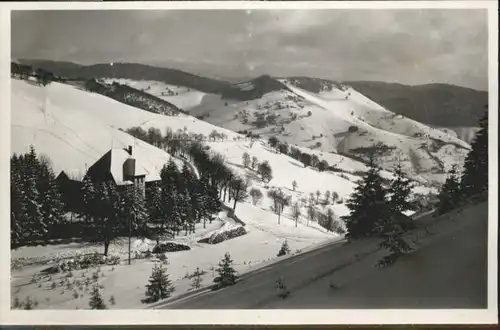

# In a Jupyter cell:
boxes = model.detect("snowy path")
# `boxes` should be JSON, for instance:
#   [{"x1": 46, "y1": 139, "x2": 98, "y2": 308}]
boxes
[{"x1": 158, "y1": 202, "x2": 487, "y2": 309}]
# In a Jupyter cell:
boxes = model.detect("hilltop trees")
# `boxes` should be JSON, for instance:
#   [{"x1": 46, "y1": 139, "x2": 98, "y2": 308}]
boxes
[
  {"x1": 292, "y1": 180, "x2": 298, "y2": 191},
  {"x1": 251, "y1": 156, "x2": 259, "y2": 170},
  {"x1": 291, "y1": 201, "x2": 301, "y2": 227},
  {"x1": 268, "y1": 136, "x2": 279, "y2": 150},
  {"x1": 242, "y1": 152, "x2": 251, "y2": 168},
  {"x1": 317, "y1": 160, "x2": 329, "y2": 172},
  {"x1": 258, "y1": 161, "x2": 273, "y2": 183},
  {"x1": 299, "y1": 152, "x2": 312, "y2": 168},
  {"x1": 229, "y1": 177, "x2": 249, "y2": 211},
  {"x1": 268, "y1": 188, "x2": 291, "y2": 225},
  {"x1": 249, "y1": 187, "x2": 263, "y2": 205}
]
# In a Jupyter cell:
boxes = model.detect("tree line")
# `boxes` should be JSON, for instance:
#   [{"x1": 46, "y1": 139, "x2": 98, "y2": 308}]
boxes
[
  {"x1": 11, "y1": 62, "x2": 55, "y2": 86},
  {"x1": 341, "y1": 109, "x2": 488, "y2": 266},
  {"x1": 435, "y1": 110, "x2": 488, "y2": 214},
  {"x1": 11, "y1": 146, "x2": 65, "y2": 247}
]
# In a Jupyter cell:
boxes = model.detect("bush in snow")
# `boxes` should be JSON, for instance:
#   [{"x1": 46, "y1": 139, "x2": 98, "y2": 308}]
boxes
[
  {"x1": 276, "y1": 276, "x2": 290, "y2": 299},
  {"x1": 213, "y1": 253, "x2": 237, "y2": 290},
  {"x1": 89, "y1": 284, "x2": 107, "y2": 309},
  {"x1": 190, "y1": 267, "x2": 204, "y2": 290},
  {"x1": 152, "y1": 242, "x2": 191, "y2": 253},
  {"x1": 142, "y1": 263, "x2": 175, "y2": 303},
  {"x1": 207, "y1": 226, "x2": 247, "y2": 244},
  {"x1": 42, "y1": 252, "x2": 120, "y2": 274},
  {"x1": 249, "y1": 187, "x2": 263, "y2": 205},
  {"x1": 277, "y1": 240, "x2": 291, "y2": 257}
]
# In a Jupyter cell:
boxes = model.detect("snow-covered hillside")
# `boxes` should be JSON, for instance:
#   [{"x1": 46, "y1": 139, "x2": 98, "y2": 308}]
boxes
[
  {"x1": 11, "y1": 79, "x2": 183, "y2": 179},
  {"x1": 184, "y1": 77, "x2": 471, "y2": 184},
  {"x1": 12, "y1": 79, "x2": 240, "y2": 158},
  {"x1": 434, "y1": 126, "x2": 481, "y2": 145},
  {"x1": 102, "y1": 78, "x2": 208, "y2": 111},
  {"x1": 10, "y1": 76, "x2": 444, "y2": 310}
]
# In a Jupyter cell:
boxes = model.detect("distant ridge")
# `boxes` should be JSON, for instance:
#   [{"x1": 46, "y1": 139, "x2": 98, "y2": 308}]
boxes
[
  {"x1": 17, "y1": 59, "x2": 231, "y2": 95},
  {"x1": 18, "y1": 59, "x2": 488, "y2": 127}
]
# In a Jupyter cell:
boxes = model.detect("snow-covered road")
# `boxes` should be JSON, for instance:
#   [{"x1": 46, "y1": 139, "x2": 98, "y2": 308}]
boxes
[{"x1": 158, "y1": 201, "x2": 487, "y2": 309}]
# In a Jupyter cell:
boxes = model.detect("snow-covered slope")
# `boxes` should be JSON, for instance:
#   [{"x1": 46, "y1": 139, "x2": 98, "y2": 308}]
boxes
[
  {"x1": 187, "y1": 76, "x2": 471, "y2": 184},
  {"x1": 102, "y1": 78, "x2": 208, "y2": 111},
  {"x1": 434, "y1": 126, "x2": 481, "y2": 144},
  {"x1": 11, "y1": 79, "x2": 185, "y2": 179},
  {"x1": 208, "y1": 139, "x2": 357, "y2": 219},
  {"x1": 12, "y1": 79, "x2": 240, "y2": 157}
]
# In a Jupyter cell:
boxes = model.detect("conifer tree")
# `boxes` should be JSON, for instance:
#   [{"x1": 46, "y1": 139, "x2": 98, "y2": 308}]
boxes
[
  {"x1": 277, "y1": 240, "x2": 291, "y2": 256},
  {"x1": 188, "y1": 180, "x2": 204, "y2": 231},
  {"x1": 276, "y1": 276, "x2": 290, "y2": 299},
  {"x1": 180, "y1": 162, "x2": 195, "y2": 191},
  {"x1": 461, "y1": 109, "x2": 488, "y2": 198},
  {"x1": 41, "y1": 176, "x2": 65, "y2": 240},
  {"x1": 125, "y1": 184, "x2": 149, "y2": 237},
  {"x1": 25, "y1": 167, "x2": 44, "y2": 241},
  {"x1": 81, "y1": 175, "x2": 96, "y2": 224},
  {"x1": 10, "y1": 173, "x2": 26, "y2": 247},
  {"x1": 242, "y1": 152, "x2": 251, "y2": 168},
  {"x1": 94, "y1": 181, "x2": 123, "y2": 256},
  {"x1": 177, "y1": 189, "x2": 191, "y2": 235},
  {"x1": 388, "y1": 163, "x2": 415, "y2": 215},
  {"x1": 89, "y1": 284, "x2": 107, "y2": 309},
  {"x1": 436, "y1": 165, "x2": 462, "y2": 215},
  {"x1": 160, "y1": 158, "x2": 180, "y2": 188},
  {"x1": 213, "y1": 253, "x2": 237, "y2": 290},
  {"x1": 197, "y1": 175, "x2": 212, "y2": 228},
  {"x1": 143, "y1": 263, "x2": 175, "y2": 303},
  {"x1": 341, "y1": 155, "x2": 388, "y2": 239},
  {"x1": 147, "y1": 184, "x2": 164, "y2": 243},
  {"x1": 190, "y1": 267, "x2": 203, "y2": 290},
  {"x1": 162, "y1": 184, "x2": 180, "y2": 236}
]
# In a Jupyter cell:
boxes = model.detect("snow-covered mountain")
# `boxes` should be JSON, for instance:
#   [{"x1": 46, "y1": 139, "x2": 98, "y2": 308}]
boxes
[
  {"x1": 182, "y1": 76, "x2": 470, "y2": 185},
  {"x1": 95, "y1": 75, "x2": 473, "y2": 186}
]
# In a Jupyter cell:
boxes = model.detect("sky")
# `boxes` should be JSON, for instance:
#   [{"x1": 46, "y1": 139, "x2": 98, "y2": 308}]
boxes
[{"x1": 11, "y1": 9, "x2": 489, "y2": 90}]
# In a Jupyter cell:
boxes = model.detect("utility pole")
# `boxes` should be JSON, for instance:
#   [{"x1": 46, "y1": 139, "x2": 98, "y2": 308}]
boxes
[
  {"x1": 128, "y1": 185, "x2": 134, "y2": 266},
  {"x1": 128, "y1": 212, "x2": 132, "y2": 265}
]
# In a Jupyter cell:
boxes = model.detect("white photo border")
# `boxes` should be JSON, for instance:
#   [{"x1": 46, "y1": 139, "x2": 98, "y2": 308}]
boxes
[{"x1": 0, "y1": 0, "x2": 497, "y2": 325}]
